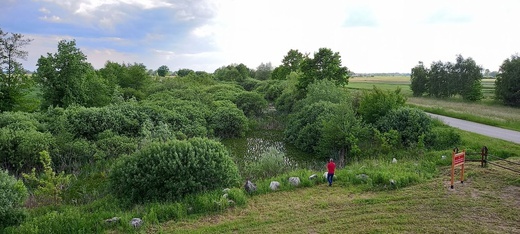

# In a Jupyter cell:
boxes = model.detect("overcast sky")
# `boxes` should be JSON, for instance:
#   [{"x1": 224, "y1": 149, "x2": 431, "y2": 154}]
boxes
[{"x1": 2, "y1": 0, "x2": 519, "y2": 73}]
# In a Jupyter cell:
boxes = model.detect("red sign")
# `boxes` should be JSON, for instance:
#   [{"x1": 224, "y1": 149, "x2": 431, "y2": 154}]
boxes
[{"x1": 453, "y1": 152, "x2": 465, "y2": 166}]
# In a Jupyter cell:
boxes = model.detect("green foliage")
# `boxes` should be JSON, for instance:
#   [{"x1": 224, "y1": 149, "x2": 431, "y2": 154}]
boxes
[
  {"x1": 377, "y1": 107, "x2": 432, "y2": 147},
  {"x1": 424, "y1": 127, "x2": 461, "y2": 150},
  {"x1": 176, "y1": 68, "x2": 195, "y2": 77},
  {"x1": 109, "y1": 138, "x2": 241, "y2": 204},
  {"x1": 298, "y1": 48, "x2": 350, "y2": 97},
  {"x1": 157, "y1": 65, "x2": 170, "y2": 77},
  {"x1": 0, "y1": 169, "x2": 28, "y2": 229},
  {"x1": 410, "y1": 61, "x2": 428, "y2": 97},
  {"x1": 296, "y1": 79, "x2": 350, "y2": 109},
  {"x1": 240, "y1": 77, "x2": 261, "y2": 91},
  {"x1": 495, "y1": 54, "x2": 520, "y2": 107},
  {"x1": 452, "y1": 55, "x2": 483, "y2": 101},
  {"x1": 358, "y1": 86, "x2": 406, "y2": 124},
  {"x1": 0, "y1": 127, "x2": 54, "y2": 175},
  {"x1": 0, "y1": 29, "x2": 33, "y2": 112},
  {"x1": 23, "y1": 151, "x2": 71, "y2": 206},
  {"x1": 35, "y1": 40, "x2": 110, "y2": 108},
  {"x1": 209, "y1": 101, "x2": 249, "y2": 138},
  {"x1": 234, "y1": 91, "x2": 268, "y2": 117},
  {"x1": 243, "y1": 147, "x2": 291, "y2": 180},
  {"x1": 214, "y1": 64, "x2": 251, "y2": 82},
  {"x1": 254, "y1": 62, "x2": 273, "y2": 80},
  {"x1": 254, "y1": 80, "x2": 285, "y2": 102}
]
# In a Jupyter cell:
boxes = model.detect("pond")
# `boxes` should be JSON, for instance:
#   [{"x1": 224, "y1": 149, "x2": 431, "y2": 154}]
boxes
[{"x1": 221, "y1": 130, "x2": 324, "y2": 173}]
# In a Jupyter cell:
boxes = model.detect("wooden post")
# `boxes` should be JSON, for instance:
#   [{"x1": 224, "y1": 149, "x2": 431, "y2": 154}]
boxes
[{"x1": 481, "y1": 146, "x2": 488, "y2": 167}]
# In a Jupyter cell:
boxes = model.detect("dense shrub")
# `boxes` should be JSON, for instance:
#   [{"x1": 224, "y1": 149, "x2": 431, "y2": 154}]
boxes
[
  {"x1": 377, "y1": 107, "x2": 432, "y2": 147},
  {"x1": 425, "y1": 127, "x2": 461, "y2": 150},
  {"x1": 234, "y1": 92, "x2": 268, "y2": 117},
  {"x1": 0, "y1": 169, "x2": 28, "y2": 229},
  {"x1": 208, "y1": 101, "x2": 248, "y2": 138},
  {"x1": 0, "y1": 128, "x2": 54, "y2": 175},
  {"x1": 244, "y1": 147, "x2": 291, "y2": 180},
  {"x1": 109, "y1": 138, "x2": 241, "y2": 204},
  {"x1": 255, "y1": 80, "x2": 285, "y2": 102},
  {"x1": 358, "y1": 87, "x2": 406, "y2": 124},
  {"x1": 0, "y1": 112, "x2": 41, "y2": 131}
]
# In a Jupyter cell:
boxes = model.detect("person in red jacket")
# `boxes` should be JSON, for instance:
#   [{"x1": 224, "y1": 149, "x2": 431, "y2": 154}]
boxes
[{"x1": 327, "y1": 158, "x2": 336, "y2": 186}]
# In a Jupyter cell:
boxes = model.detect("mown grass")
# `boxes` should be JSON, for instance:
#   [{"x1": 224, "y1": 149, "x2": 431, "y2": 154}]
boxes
[{"x1": 151, "y1": 130, "x2": 520, "y2": 233}]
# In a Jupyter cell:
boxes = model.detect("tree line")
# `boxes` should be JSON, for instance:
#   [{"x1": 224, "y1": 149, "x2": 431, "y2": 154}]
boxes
[{"x1": 410, "y1": 54, "x2": 520, "y2": 106}]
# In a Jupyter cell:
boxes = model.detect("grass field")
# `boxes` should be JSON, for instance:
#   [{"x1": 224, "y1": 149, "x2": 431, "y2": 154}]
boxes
[{"x1": 144, "y1": 128, "x2": 520, "y2": 234}]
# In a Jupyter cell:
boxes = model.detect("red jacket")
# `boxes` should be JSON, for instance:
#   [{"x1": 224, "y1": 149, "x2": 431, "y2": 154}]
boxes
[{"x1": 327, "y1": 162, "x2": 336, "y2": 174}]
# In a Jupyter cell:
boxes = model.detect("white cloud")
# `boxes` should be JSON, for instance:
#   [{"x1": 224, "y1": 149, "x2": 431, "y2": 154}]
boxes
[{"x1": 39, "y1": 15, "x2": 62, "y2": 22}]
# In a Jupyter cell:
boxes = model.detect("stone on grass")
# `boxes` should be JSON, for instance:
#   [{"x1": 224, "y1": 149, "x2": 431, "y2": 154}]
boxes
[
  {"x1": 270, "y1": 181, "x2": 280, "y2": 190},
  {"x1": 130, "y1": 218, "x2": 143, "y2": 228},
  {"x1": 244, "y1": 180, "x2": 257, "y2": 193},
  {"x1": 323, "y1": 172, "x2": 328, "y2": 178},
  {"x1": 309, "y1": 174, "x2": 317, "y2": 180},
  {"x1": 105, "y1": 217, "x2": 120, "y2": 224},
  {"x1": 392, "y1": 158, "x2": 397, "y2": 163},
  {"x1": 390, "y1": 179, "x2": 396, "y2": 186},
  {"x1": 288, "y1": 177, "x2": 300, "y2": 186},
  {"x1": 356, "y1": 174, "x2": 369, "y2": 181},
  {"x1": 441, "y1": 155, "x2": 446, "y2": 160}
]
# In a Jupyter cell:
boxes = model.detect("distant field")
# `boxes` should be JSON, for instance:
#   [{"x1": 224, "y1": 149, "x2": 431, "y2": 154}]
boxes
[{"x1": 348, "y1": 76, "x2": 412, "y2": 96}]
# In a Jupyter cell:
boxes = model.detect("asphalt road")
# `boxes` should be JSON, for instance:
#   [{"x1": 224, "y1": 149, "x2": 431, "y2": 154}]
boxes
[{"x1": 427, "y1": 113, "x2": 520, "y2": 144}]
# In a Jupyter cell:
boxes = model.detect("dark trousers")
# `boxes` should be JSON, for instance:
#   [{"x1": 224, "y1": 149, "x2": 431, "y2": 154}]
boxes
[{"x1": 327, "y1": 173, "x2": 334, "y2": 185}]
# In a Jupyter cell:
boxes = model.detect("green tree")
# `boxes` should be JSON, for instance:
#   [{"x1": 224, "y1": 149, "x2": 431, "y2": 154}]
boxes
[
  {"x1": 176, "y1": 68, "x2": 195, "y2": 77},
  {"x1": 298, "y1": 48, "x2": 350, "y2": 97},
  {"x1": 271, "y1": 49, "x2": 304, "y2": 80},
  {"x1": 157, "y1": 65, "x2": 170, "y2": 77},
  {"x1": 495, "y1": 55, "x2": 520, "y2": 107},
  {"x1": 427, "y1": 61, "x2": 451, "y2": 98},
  {"x1": 410, "y1": 61, "x2": 428, "y2": 97},
  {"x1": 35, "y1": 40, "x2": 106, "y2": 108},
  {"x1": 451, "y1": 55, "x2": 483, "y2": 101},
  {"x1": 255, "y1": 62, "x2": 272, "y2": 80},
  {"x1": 0, "y1": 29, "x2": 33, "y2": 112},
  {"x1": 358, "y1": 86, "x2": 406, "y2": 124},
  {"x1": 98, "y1": 61, "x2": 151, "y2": 100}
]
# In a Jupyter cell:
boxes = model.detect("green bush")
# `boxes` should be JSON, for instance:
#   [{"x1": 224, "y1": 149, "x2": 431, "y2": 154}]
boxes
[
  {"x1": 358, "y1": 87, "x2": 406, "y2": 124},
  {"x1": 209, "y1": 101, "x2": 248, "y2": 138},
  {"x1": 425, "y1": 127, "x2": 461, "y2": 150},
  {"x1": 0, "y1": 169, "x2": 28, "y2": 229},
  {"x1": 244, "y1": 147, "x2": 292, "y2": 180},
  {"x1": 377, "y1": 107, "x2": 432, "y2": 147},
  {"x1": 234, "y1": 92, "x2": 268, "y2": 117},
  {"x1": 109, "y1": 138, "x2": 241, "y2": 204}
]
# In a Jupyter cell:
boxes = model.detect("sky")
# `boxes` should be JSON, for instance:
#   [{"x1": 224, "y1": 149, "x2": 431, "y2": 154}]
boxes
[{"x1": 1, "y1": 0, "x2": 519, "y2": 73}]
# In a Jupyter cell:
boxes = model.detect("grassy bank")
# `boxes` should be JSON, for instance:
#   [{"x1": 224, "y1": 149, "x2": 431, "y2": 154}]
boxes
[{"x1": 151, "y1": 131, "x2": 520, "y2": 233}]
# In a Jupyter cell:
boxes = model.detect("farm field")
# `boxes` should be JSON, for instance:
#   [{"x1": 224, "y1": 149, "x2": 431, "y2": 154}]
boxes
[{"x1": 155, "y1": 134, "x2": 520, "y2": 233}]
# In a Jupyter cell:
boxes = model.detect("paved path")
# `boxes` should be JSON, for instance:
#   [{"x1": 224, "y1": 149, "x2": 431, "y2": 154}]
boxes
[{"x1": 427, "y1": 113, "x2": 520, "y2": 144}]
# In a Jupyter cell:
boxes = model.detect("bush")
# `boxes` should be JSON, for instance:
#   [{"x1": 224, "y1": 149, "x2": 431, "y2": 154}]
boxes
[
  {"x1": 377, "y1": 107, "x2": 432, "y2": 147},
  {"x1": 209, "y1": 101, "x2": 248, "y2": 138},
  {"x1": 234, "y1": 92, "x2": 268, "y2": 117},
  {"x1": 0, "y1": 169, "x2": 28, "y2": 229},
  {"x1": 244, "y1": 147, "x2": 292, "y2": 180},
  {"x1": 358, "y1": 87, "x2": 406, "y2": 124},
  {"x1": 109, "y1": 138, "x2": 241, "y2": 204},
  {"x1": 425, "y1": 127, "x2": 461, "y2": 150}
]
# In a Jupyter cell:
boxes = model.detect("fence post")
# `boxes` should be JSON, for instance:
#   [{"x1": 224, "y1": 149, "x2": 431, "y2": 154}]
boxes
[{"x1": 481, "y1": 146, "x2": 488, "y2": 167}]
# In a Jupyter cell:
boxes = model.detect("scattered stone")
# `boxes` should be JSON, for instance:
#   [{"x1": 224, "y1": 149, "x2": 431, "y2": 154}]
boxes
[
  {"x1": 105, "y1": 217, "x2": 120, "y2": 224},
  {"x1": 392, "y1": 158, "x2": 397, "y2": 163},
  {"x1": 323, "y1": 172, "x2": 328, "y2": 178},
  {"x1": 270, "y1": 181, "x2": 280, "y2": 190},
  {"x1": 441, "y1": 155, "x2": 446, "y2": 160},
  {"x1": 390, "y1": 179, "x2": 396, "y2": 186},
  {"x1": 244, "y1": 180, "x2": 257, "y2": 193},
  {"x1": 356, "y1": 174, "x2": 369, "y2": 181},
  {"x1": 288, "y1": 177, "x2": 300, "y2": 186},
  {"x1": 309, "y1": 174, "x2": 317, "y2": 180},
  {"x1": 130, "y1": 218, "x2": 143, "y2": 228},
  {"x1": 223, "y1": 188, "x2": 231, "y2": 193}
]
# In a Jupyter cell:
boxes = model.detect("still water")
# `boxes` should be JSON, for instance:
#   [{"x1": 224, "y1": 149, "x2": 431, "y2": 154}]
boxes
[{"x1": 221, "y1": 130, "x2": 324, "y2": 172}]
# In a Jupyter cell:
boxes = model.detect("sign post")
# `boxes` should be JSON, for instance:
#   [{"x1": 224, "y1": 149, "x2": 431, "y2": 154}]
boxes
[{"x1": 451, "y1": 149, "x2": 465, "y2": 189}]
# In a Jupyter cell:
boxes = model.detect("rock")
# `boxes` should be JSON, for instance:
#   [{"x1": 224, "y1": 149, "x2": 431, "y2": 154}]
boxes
[
  {"x1": 244, "y1": 180, "x2": 257, "y2": 193},
  {"x1": 392, "y1": 158, "x2": 397, "y2": 163},
  {"x1": 356, "y1": 174, "x2": 369, "y2": 181},
  {"x1": 309, "y1": 174, "x2": 317, "y2": 180},
  {"x1": 105, "y1": 217, "x2": 120, "y2": 223},
  {"x1": 441, "y1": 155, "x2": 446, "y2": 160},
  {"x1": 323, "y1": 172, "x2": 328, "y2": 178},
  {"x1": 130, "y1": 218, "x2": 143, "y2": 228},
  {"x1": 269, "y1": 181, "x2": 280, "y2": 190},
  {"x1": 288, "y1": 177, "x2": 300, "y2": 186},
  {"x1": 390, "y1": 179, "x2": 396, "y2": 186},
  {"x1": 223, "y1": 188, "x2": 230, "y2": 193}
]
